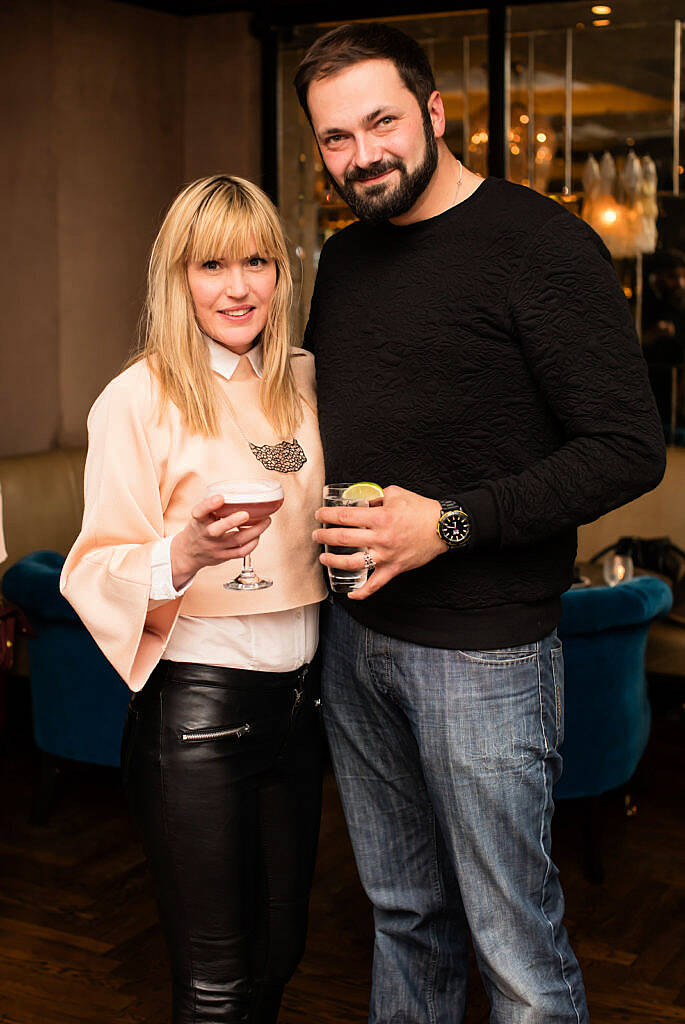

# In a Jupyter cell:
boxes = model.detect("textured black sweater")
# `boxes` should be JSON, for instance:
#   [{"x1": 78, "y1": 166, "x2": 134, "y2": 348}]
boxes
[{"x1": 304, "y1": 177, "x2": 666, "y2": 649}]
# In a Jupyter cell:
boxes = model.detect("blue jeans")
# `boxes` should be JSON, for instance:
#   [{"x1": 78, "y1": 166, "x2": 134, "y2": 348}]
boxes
[{"x1": 321, "y1": 600, "x2": 589, "y2": 1024}]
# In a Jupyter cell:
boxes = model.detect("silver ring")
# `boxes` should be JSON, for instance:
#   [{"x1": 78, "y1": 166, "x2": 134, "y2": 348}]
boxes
[{"x1": 363, "y1": 551, "x2": 376, "y2": 571}]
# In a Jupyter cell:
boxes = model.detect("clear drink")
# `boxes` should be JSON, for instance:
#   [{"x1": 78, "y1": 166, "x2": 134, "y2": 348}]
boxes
[
  {"x1": 205, "y1": 479, "x2": 284, "y2": 590},
  {"x1": 323, "y1": 484, "x2": 369, "y2": 594}
]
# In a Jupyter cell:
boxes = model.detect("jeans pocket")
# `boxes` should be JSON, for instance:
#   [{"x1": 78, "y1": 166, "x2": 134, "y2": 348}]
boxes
[
  {"x1": 551, "y1": 645, "x2": 564, "y2": 747},
  {"x1": 457, "y1": 642, "x2": 538, "y2": 666}
]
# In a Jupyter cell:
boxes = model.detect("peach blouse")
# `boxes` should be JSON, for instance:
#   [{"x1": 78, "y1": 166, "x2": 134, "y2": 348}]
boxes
[{"x1": 61, "y1": 349, "x2": 327, "y2": 691}]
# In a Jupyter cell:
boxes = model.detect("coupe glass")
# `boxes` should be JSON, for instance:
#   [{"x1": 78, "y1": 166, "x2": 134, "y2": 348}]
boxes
[{"x1": 205, "y1": 479, "x2": 284, "y2": 591}]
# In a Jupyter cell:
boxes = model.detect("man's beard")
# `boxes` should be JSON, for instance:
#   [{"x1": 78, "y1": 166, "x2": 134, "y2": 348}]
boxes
[{"x1": 327, "y1": 110, "x2": 439, "y2": 225}]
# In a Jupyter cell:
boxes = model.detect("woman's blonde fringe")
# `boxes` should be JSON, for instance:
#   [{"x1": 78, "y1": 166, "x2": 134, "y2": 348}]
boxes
[{"x1": 130, "y1": 176, "x2": 301, "y2": 440}]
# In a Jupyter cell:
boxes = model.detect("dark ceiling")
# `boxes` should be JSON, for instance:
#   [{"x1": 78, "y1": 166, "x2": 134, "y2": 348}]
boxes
[{"x1": 111, "y1": 1, "x2": 513, "y2": 25}]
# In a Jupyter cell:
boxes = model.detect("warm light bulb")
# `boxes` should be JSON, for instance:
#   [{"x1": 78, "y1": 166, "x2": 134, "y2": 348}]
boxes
[
  {"x1": 593, "y1": 18, "x2": 611, "y2": 26},
  {"x1": 600, "y1": 208, "x2": 618, "y2": 225},
  {"x1": 511, "y1": 144, "x2": 520, "y2": 155},
  {"x1": 591, "y1": 4, "x2": 611, "y2": 13},
  {"x1": 519, "y1": 114, "x2": 530, "y2": 125},
  {"x1": 536, "y1": 132, "x2": 547, "y2": 143}
]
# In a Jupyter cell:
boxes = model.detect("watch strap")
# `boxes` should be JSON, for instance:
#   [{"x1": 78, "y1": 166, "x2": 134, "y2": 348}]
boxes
[{"x1": 439, "y1": 500, "x2": 464, "y2": 515}]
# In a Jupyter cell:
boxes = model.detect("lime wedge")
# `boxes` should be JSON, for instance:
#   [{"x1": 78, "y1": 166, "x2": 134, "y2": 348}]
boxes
[{"x1": 342, "y1": 481, "x2": 384, "y2": 500}]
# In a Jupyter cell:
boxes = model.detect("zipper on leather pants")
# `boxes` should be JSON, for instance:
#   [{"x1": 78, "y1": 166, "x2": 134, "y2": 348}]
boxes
[
  {"x1": 290, "y1": 665, "x2": 309, "y2": 725},
  {"x1": 179, "y1": 665, "x2": 310, "y2": 742},
  {"x1": 180, "y1": 723, "x2": 251, "y2": 742}
]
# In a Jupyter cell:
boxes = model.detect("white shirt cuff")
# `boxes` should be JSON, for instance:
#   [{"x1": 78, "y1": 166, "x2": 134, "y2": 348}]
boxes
[{"x1": 150, "y1": 536, "x2": 194, "y2": 601}]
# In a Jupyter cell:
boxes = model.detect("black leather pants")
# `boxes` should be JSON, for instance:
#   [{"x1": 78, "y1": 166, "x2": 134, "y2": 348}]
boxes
[{"x1": 121, "y1": 659, "x2": 323, "y2": 1024}]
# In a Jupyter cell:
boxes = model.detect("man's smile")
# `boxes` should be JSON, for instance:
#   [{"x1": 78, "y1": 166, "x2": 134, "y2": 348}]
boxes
[{"x1": 356, "y1": 169, "x2": 395, "y2": 186}]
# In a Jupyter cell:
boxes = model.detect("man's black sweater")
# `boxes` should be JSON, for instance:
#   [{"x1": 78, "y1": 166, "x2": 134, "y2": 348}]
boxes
[{"x1": 304, "y1": 177, "x2": 666, "y2": 649}]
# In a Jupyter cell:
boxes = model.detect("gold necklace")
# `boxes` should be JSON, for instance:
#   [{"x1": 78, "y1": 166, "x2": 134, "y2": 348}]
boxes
[{"x1": 452, "y1": 160, "x2": 464, "y2": 206}]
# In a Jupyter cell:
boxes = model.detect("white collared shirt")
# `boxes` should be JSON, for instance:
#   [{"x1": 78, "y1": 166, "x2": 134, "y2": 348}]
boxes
[{"x1": 149, "y1": 339, "x2": 319, "y2": 672}]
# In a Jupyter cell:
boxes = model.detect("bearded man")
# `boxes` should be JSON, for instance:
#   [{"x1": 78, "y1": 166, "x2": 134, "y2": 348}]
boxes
[{"x1": 296, "y1": 22, "x2": 665, "y2": 1024}]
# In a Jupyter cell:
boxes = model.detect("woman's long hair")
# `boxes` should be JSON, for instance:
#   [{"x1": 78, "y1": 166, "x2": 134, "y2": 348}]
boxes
[{"x1": 137, "y1": 175, "x2": 300, "y2": 439}]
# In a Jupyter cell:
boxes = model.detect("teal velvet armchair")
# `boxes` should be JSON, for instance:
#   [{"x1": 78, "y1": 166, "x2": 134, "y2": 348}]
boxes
[
  {"x1": 555, "y1": 575, "x2": 672, "y2": 880},
  {"x1": 1, "y1": 549, "x2": 131, "y2": 822}
]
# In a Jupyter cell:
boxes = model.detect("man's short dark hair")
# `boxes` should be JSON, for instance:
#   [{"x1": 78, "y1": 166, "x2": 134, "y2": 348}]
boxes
[{"x1": 293, "y1": 22, "x2": 436, "y2": 122}]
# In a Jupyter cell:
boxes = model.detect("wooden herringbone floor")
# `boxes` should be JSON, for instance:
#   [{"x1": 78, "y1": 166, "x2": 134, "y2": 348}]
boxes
[{"x1": 0, "y1": 680, "x2": 683, "y2": 1024}]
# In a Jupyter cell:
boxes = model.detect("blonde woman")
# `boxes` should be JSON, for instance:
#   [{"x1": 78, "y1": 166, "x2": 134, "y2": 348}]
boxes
[{"x1": 61, "y1": 176, "x2": 327, "y2": 1023}]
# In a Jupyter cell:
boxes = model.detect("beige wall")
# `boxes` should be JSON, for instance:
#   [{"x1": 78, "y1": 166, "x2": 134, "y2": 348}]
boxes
[
  {"x1": 577, "y1": 446, "x2": 685, "y2": 559},
  {"x1": 184, "y1": 12, "x2": 261, "y2": 184},
  {"x1": 0, "y1": 0, "x2": 261, "y2": 457},
  {"x1": 0, "y1": 0, "x2": 60, "y2": 454},
  {"x1": 55, "y1": 0, "x2": 186, "y2": 445}
]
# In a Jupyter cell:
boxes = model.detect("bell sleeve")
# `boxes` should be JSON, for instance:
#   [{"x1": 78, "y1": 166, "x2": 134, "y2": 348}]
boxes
[{"x1": 60, "y1": 370, "x2": 182, "y2": 691}]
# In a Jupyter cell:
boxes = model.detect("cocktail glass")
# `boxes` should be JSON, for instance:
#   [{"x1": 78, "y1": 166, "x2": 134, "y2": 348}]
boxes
[
  {"x1": 205, "y1": 479, "x2": 284, "y2": 591},
  {"x1": 322, "y1": 484, "x2": 369, "y2": 594}
]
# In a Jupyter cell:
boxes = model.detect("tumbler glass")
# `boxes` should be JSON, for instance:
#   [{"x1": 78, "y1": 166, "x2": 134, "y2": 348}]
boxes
[{"x1": 322, "y1": 484, "x2": 369, "y2": 594}]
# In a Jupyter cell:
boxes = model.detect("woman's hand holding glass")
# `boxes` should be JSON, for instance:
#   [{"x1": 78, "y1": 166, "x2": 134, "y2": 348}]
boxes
[{"x1": 170, "y1": 492, "x2": 272, "y2": 592}]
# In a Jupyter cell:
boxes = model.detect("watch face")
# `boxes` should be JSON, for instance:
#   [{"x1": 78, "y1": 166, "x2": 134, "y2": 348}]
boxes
[{"x1": 439, "y1": 509, "x2": 471, "y2": 547}]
